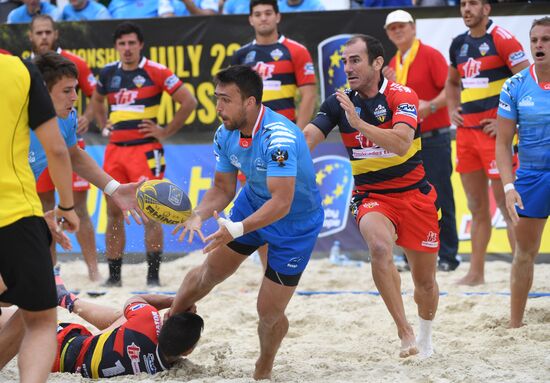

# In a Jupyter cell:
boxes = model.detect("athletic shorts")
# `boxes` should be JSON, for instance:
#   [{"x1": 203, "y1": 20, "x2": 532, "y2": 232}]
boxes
[
  {"x1": 36, "y1": 140, "x2": 90, "y2": 193},
  {"x1": 227, "y1": 192, "x2": 324, "y2": 286},
  {"x1": 351, "y1": 185, "x2": 441, "y2": 253},
  {"x1": 0, "y1": 216, "x2": 57, "y2": 311},
  {"x1": 515, "y1": 168, "x2": 550, "y2": 219},
  {"x1": 52, "y1": 323, "x2": 91, "y2": 373},
  {"x1": 104, "y1": 142, "x2": 165, "y2": 184},
  {"x1": 456, "y1": 128, "x2": 518, "y2": 179}
]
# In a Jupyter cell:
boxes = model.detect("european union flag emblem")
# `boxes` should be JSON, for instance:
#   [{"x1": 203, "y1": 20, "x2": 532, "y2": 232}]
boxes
[
  {"x1": 313, "y1": 155, "x2": 353, "y2": 237},
  {"x1": 317, "y1": 34, "x2": 352, "y2": 101}
]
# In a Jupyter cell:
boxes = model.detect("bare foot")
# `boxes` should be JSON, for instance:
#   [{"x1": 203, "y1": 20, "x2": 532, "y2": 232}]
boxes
[
  {"x1": 253, "y1": 360, "x2": 272, "y2": 380},
  {"x1": 508, "y1": 321, "x2": 525, "y2": 329},
  {"x1": 456, "y1": 273, "x2": 484, "y2": 286},
  {"x1": 88, "y1": 270, "x2": 102, "y2": 282},
  {"x1": 399, "y1": 331, "x2": 419, "y2": 358}
]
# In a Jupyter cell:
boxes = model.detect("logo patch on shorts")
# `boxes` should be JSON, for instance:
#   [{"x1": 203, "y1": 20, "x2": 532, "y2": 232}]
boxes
[
  {"x1": 362, "y1": 201, "x2": 379, "y2": 209},
  {"x1": 421, "y1": 231, "x2": 439, "y2": 248}
]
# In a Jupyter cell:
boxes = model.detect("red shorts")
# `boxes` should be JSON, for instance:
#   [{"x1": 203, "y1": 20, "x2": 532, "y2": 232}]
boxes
[
  {"x1": 52, "y1": 323, "x2": 92, "y2": 373},
  {"x1": 456, "y1": 128, "x2": 518, "y2": 179},
  {"x1": 36, "y1": 140, "x2": 90, "y2": 193},
  {"x1": 104, "y1": 141, "x2": 165, "y2": 183},
  {"x1": 353, "y1": 186, "x2": 441, "y2": 253}
]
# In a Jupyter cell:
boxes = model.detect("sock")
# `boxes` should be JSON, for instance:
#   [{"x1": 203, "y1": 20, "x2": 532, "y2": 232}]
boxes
[
  {"x1": 55, "y1": 275, "x2": 78, "y2": 313},
  {"x1": 108, "y1": 258, "x2": 122, "y2": 282},
  {"x1": 416, "y1": 317, "x2": 434, "y2": 357},
  {"x1": 146, "y1": 251, "x2": 162, "y2": 281}
]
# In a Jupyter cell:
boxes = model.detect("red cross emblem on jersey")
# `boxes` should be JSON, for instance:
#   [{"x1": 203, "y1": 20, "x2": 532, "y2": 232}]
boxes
[
  {"x1": 463, "y1": 58, "x2": 482, "y2": 78},
  {"x1": 355, "y1": 132, "x2": 376, "y2": 149},
  {"x1": 252, "y1": 62, "x2": 275, "y2": 80},
  {"x1": 114, "y1": 88, "x2": 139, "y2": 105}
]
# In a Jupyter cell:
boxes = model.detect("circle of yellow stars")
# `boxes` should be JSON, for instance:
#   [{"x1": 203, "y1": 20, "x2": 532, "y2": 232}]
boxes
[
  {"x1": 316, "y1": 163, "x2": 349, "y2": 207},
  {"x1": 328, "y1": 45, "x2": 349, "y2": 90}
]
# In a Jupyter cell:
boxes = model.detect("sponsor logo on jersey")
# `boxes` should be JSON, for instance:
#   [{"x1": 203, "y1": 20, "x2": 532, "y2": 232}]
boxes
[
  {"x1": 244, "y1": 51, "x2": 256, "y2": 64},
  {"x1": 478, "y1": 42, "x2": 490, "y2": 56},
  {"x1": 133, "y1": 75, "x2": 146, "y2": 88},
  {"x1": 110, "y1": 75, "x2": 121, "y2": 89},
  {"x1": 509, "y1": 50, "x2": 527, "y2": 67},
  {"x1": 271, "y1": 148, "x2": 289, "y2": 167},
  {"x1": 255, "y1": 157, "x2": 267, "y2": 171},
  {"x1": 304, "y1": 62, "x2": 315, "y2": 76},
  {"x1": 421, "y1": 231, "x2": 439, "y2": 248},
  {"x1": 499, "y1": 100, "x2": 511, "y2": 112},
  {"x1": 395, "y1": 103, "x2": 418, "y2": 120},
  {"x1": 102, "y1": 360, "x2": 126, "y2": 377},
  {"x1": 127, "y1": 343, "x2": 141, "y2": 374},
  {"x1": 143, "y1": 353, "x2": 157, "y2": 375},
  {"x1": 230, "y1": 155, "x2": 241, "y2": 169},
  {"x1": 164, "y1": 74, "x2": 180, "y2": 90},
  {"x1": 463, "y1": 57, "x2": 482, "y2": 78},
  {"x1": 114, "y1": 88, "x2": 139, "y2": 105},
  {"x1": 374, "y1": 104, "x2": 387, "y2": 122},
  {"x1": 270, "y1": 48, "x2": 283, "y2": 61},
  {"x1": 252, "y1": 61, "x2": 275, "y2": 80},
  {"x1": 459, "y1": 43, "x2": 469, "y2": 57},
  {"x1": 518, "y1": 96, "x2": 534, "y2": 107},
  {"x1": 389, "y1": 83, "x2": 411, "y2": 93}
]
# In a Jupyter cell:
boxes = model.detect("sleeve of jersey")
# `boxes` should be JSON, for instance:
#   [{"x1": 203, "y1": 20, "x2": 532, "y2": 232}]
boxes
[
  {"x1": 494, "y1": 30, "x2": 528, "y2": 69},
  {"x1": 264, "y1": 124, "x2": 298, "y2": 178},
  {"x1": 310, "y1": 95, "x2": 341, "y2": 137},
  {"x1": 497, "y1": 78, "x2": 517, "y2": 121},
  {"x1": 213, "y1": 127, "x2": 237, "y2": 173},
  {"x1": 159, "y1": 67, "x2": 183, "y2": 95},
  {"x1": 448, "y1": 37, "x2": 461, "y2": 69},
  {"x1": 391, "y1": 88, "x2": 419, "y2": 130},
  {"x1": 76, "y1": 60, "x2": 96, "y2": 98},
  {"x1": 63, "y1": 112, "x2": 78, "y2": 148},
  {"x1": 96, "y1": 68, "x2": 108, "y2": 95},
  {"x1": 290, "y1": 44, "x2": 316, "y2": 87},
  {"x1": 24, "y1": 61, "x2": 56, "y2": 130}
]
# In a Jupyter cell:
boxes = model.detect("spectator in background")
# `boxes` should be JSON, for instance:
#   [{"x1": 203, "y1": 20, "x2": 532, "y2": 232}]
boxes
[
  {"x1": 222, "y1": 0, "x2": 249, "y2": 14},
  {"x1": 446, "y1": 0, "x2": 529, "y2": 286},
  {"x1": 383, "y1": 10, "x2": 460, "y2": 272},
  {"x1": 7, "y1": 0, "x2": 60, "y2": 23},
  {"x1": 359, "y1": 0, "x2": 413, "y2": 7},
  {"x1": 277, "y1": 0, "x2": 325, "y2": 12},
  {"x1": 167, "y1": 0, "x2": 218, "y2": 16},
  {"x1": 62, "y1": 0, "x2": 111, "y2": 21},
  {"x1": 108, "y1": 0, "x2": 217, "y2": 18}
]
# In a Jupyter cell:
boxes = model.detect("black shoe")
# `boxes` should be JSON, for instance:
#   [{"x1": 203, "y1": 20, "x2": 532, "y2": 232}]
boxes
[
  {"x1": 438, "y1": 261, "x2": 459, "y2": 272},
  {"x1": 102, "y1": 277, "x2": 122, "y2": 287}
]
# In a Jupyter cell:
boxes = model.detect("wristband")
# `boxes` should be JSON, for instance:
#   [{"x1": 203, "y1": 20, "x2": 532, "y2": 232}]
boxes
[
  {"x1": 103, "y1": 179, "x2": 121, "y2": 196},
  {"x1": 216, "y1": 217, "x2": 244, "y2": 239},
  {"x1": 57, "y1": 204, "x2": 74, "y2": 211},
  {"x1": 430, "y1": 102, "x2": 437, "y2": 114},
  {"x1": 503, "y1": 183, "x2": 515, "y2": 193}
]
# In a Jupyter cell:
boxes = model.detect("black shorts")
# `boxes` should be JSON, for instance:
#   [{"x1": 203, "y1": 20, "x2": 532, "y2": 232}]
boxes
[{"x1": 0, "y1": 216, "x2": 57, "y2": 311}]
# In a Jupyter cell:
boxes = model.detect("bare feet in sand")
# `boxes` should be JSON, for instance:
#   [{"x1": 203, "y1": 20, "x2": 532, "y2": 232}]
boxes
[{"x1": 456, "y1": 273, "x2": 484, "y2": 286}]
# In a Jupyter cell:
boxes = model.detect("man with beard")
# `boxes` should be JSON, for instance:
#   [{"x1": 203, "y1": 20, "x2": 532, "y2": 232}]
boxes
[{"x1": 446, "y1": 0, "x2": 529, "y2": 285}]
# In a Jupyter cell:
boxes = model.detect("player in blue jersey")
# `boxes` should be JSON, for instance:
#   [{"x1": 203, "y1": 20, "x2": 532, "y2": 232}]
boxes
[
  {"x1": 7, "y1": 0, "x2": 60, "y2": 24},
  {"x1": 61, "y1": 0, "x2": 111, "y2": 21},
  {"x1": 496, "y1": 17, "x2": 550, "y2": 328},
  {"x1": 170, "y1": 65, "x2": 323, "y2": 380}
]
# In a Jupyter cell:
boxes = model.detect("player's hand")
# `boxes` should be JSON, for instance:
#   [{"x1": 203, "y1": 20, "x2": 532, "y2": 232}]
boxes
[
  {"x1": 450, "y1": 107, "x2": 463, "y2": 127},
  {"x1": 480, "y1": 118, "x2": 497, "y2": 137},
  {"x1": 336, "y1": 90, "x2": 362, "y2": 129},
  {"x1": 77, "y1": 116, "x2": 90, "y2": 135},
  {"x1": 418, "y1": 99, "x2": 431, "y2": 120},
  {"x1": 381, "y1": 66, "x2": 396, "y2": 82},
  {"x1": 172, "y1": 210, "x2": 204, "y2": 243},
  {"x1": 505, "y1": 188, "x2": 523, "y2": 225},
  {"x1": 101, "y1": 120, "x2": 113, "y2": 137},
  {"x1": 54, "y1": 206, "x2": 79, "y2": 233},
  {"x1": 43, "y1": 210, "x2": 72, "y2": 251},
  {"x1": 138, "y1": 120, "x2": 167, "y2": 141},
  {"x1": 202, "y1": 211, "x2": 236, "y2": 254},
  {"x1": 110, "y1": 181, "x2": 148, "y2": 225}
]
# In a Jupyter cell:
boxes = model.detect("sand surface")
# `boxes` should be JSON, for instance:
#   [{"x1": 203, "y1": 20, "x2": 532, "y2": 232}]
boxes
[{"x1": 1, "y1": 252, "x2": 549, "y2": 383}]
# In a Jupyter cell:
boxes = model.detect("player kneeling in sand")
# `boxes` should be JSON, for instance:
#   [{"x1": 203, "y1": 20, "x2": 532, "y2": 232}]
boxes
[{"x1": 0, "y1": 276, "x2": 203, "y2": 378}]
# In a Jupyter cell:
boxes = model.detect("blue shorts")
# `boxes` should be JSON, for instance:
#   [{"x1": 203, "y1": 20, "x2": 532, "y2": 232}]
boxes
[
  {"x1": 229, "y1": 192, "x2": 324, "y2": 276},
  {"x1": 515, "y1": 168, "x2": 550, "y2": 219}
]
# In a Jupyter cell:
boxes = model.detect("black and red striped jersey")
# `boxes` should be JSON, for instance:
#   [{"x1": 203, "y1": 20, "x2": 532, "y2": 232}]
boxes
[
  {"x1": 449, "y1": 20, "x2": 528, "y2": 129},
  {"x1": 231, "y1": 35, "x2": 316, "y2": 122},
  {"x1": 96, "y1": 57, "x2": 183, "y2": 145},
  {"x1": 74, "y1": 302, "x2": 169, "y2": 379},
  {"x1": 311, "y1": 78, "x2": 427, "y2": 194}
]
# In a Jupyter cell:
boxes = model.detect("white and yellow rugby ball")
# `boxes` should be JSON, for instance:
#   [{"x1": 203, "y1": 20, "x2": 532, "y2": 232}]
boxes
[{"x1": 136, "y1": 180, "x2": 192, "y2": 225}]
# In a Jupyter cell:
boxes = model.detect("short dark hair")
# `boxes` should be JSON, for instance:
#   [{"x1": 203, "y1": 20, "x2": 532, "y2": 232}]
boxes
[
  {"x1": 33, "y1": 52, "x2": 78, "y2": 91},
  {"x1": 250, "y1": 0, "x2": 278, "y2": 15},
  {"x1": 158, "y1": 312, "x2": 204, "y2": 359},
  {"x1": 214, "y1": 65, "x2": 263, "y2": 105},
  {"x1": 113, "y1": 21, "x2": 144, "y2": 44},
  {"x1": 345, "y1": 34, "x2": 385, "y2": 66},
  {"x1": 530, "y1": 16, "x2": 550, "y2": 32},
  {"x1": 30, "y1": 14, "x2": 56, "y2": 32}
]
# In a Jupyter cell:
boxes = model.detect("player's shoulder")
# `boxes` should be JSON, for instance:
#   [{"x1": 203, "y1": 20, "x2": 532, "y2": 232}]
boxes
[
  {"x1": 386, "y1": 80, "x2": 415, "y2": 96},
  {"x1": 489, "y1": 23, "x2": 517, "y2": 41},
  {"x1": 503, "y1": 66, "x2": 530, "y2": 92},
  {"x1": 100, "y1": 60, "x2": 119, "y2": 74},
  {"x1": 234, "y1": 42, "x2": 254, "y2": 57},
  {"x1": 144, "y1": 58, "x2": 168, "y2": 71},
  {"x1": 450, "y1": 31, "x2": 468, "y2": 47},
  {"x1": 281, "y1": 36, "x2": 308, "y2": 52},
  {"x1": 60, "y1": 49, "x2": 86, "y2": 64}
]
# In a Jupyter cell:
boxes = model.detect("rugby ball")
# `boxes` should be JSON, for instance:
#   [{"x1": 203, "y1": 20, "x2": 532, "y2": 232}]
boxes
[{"x1": 136, "y1": 180, "x2": 192, "y2": 225}]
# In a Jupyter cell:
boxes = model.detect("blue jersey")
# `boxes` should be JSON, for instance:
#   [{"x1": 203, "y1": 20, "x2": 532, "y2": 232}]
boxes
[
  {"x1": 171, "y1": 0, "x2": 217, "y2": 16},
  {"x1": 277, "y1": 0, "x2": 325, "y2": 12},
  {"x1": 498, "y1": 64, "x2": 550, "y2": 170},
  {"x1": 29, "y1": 110, "x2": 78, "y2": 180},
  {"x1": 62, "y1": 0, "x2": 111, "y2": 21},
  {"x1": 222, "y1": 0, "x2": 248, "y2": 14},
  {"x1": 109, "y1": 0, "x2": 159, "y2": 18},
  {"x1": 7, "y1": 2, "x2": 60, "y2": 23},
  {"x1": 214, "y1": 105, "x2": 321, "y2": 218}
]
